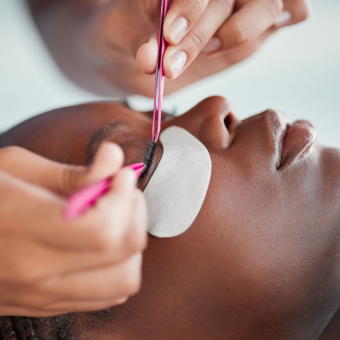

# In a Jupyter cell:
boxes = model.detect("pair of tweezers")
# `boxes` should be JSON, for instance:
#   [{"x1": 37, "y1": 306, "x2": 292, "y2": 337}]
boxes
[{"x1": 152, "y1": 0, "x2": 170, "y2": 142}]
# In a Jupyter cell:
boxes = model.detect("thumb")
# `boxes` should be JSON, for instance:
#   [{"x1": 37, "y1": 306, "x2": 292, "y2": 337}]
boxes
[
  {"x1": 80, "y1": 142, "x2": 124, "y2": 189},
  {"x1": 136, "y1": 36, "x2": 158, "y2": 75},
  {"x1": 0, "y1": 143, "x2": 124, "y2": 196}
]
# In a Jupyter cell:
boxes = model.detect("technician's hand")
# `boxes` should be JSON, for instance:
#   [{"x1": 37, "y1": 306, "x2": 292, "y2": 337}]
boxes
[
  {"x1": 28, "y1": 0, "x2": 311, "y2": 98},
  {"x1": 0, "y1": 144, "x2": 147, "y2": 317},
  {"x1": 138, "y1": 0, "x2": 312, "y2": 79}
]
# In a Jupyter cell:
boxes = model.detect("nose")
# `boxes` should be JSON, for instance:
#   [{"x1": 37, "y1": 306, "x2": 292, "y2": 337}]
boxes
[{"x1": 168, "y1": 96, "x2": 239, "y2": 149}]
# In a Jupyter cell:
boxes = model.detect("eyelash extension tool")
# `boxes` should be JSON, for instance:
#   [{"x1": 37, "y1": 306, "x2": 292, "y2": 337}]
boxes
[
  {"x1": 63, "y1": 162, "x2": 145, "y2": 222},
  {"x1": 152, "y1": 0, "x2": 170, "y2": 142}
]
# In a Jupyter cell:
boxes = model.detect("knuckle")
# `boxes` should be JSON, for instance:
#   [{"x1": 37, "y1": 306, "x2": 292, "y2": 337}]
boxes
[
  {"x1": 229, "y1": 21, "x2": 248, "y2": 47},
  {"x1": 15, "y1": 264, "x2": 43, "y2": 286},
  {"x1": 91, "y1": 224, "x2": 121, "y2": 252},
  {"x1": 59, "y1": 165, "x2": 81, "y2": 196},
  {"x1": 88, "y1": 189, "x2": 146, "y2": 252},
  {"x1": 40, "y1": 301, "x2": 62, "y2": 315},
  {"x1": 192, "y1": 0, "x2": 207, "y2": 16},
  {"x1": 85, "y1": 214, "x2": 115, "y2": 251},
  {"x1": 91, "y1": 204, "x2": 127, "y2": 250},
  {"x1": 183, "y1": 3, "x2": 206, "y2": 24},
  {"x1": 123, "y1": 223, "x2": 147, "y2": 254},
  {"x1": 125, "y1": 225, "x2": 148, "y2": 253},
  {"x1": 90, "y1": 216, "x2": 127, "y2": 253},
  {"x1": 216, "y1": 0, "x2": 233, "y2": 13},
  {"x1": 188, "y1": 29, "x2": 206, "y2": 54},
  {"x1": 122, "y1": 262, "x2": 142, "y2": 296}
]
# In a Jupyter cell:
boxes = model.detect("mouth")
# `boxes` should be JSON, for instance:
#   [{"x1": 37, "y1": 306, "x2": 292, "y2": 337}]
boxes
[{"x1": 279, "y1": 120, "x2": 318, "y2": 168}]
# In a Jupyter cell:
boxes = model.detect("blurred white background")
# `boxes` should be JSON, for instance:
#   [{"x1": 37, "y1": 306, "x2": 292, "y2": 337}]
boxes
[{"x1": 1, "y1": 0, "x2": 339, "y2": 147}]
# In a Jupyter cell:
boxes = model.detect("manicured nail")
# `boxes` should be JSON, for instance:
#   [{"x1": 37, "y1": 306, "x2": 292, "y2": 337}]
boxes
[
  {"x1": 202, "y1": 37, "x2": 221, "y2": 55},
  {"x1": 275, "y1": 10, "x2": 292, "y2": 28},
  {"x1": 169, "y1": 51, "x2": 187, "y2": 78},
  {"x1": 169, "y1": 17, "x2": 188, "y2": 44}
]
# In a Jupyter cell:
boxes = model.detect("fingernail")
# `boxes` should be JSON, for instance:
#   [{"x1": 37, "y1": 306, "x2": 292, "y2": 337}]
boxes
[
  {"x1": 275, "y1": 10, "x2": 292, "y2": 28},
  {"x1": 202, "y1": 37, "x2": 221, "y2": 55},
  {"x1": 169, "y1": 51, "x2": 187, "y2": 78},
  {"x1": 169, "y1": 17, "x2": 188, "y2": 44}
]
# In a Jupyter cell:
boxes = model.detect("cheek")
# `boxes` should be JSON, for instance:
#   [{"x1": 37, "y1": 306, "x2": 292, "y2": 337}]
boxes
[{"x1": 184, "y1": 163, "x2": 338, "y2": 325}]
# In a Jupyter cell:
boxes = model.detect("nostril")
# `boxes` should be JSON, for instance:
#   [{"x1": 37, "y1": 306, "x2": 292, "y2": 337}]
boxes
[
  {"x1": 224, "y1": 112, "x2": 238, "y2": 137},
  {"x1": 224, "y1": 115, "x2": 232, "y2": 130}
]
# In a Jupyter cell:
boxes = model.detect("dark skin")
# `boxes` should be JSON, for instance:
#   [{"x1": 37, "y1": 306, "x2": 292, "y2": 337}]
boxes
[{"x1": 1, "y1": 97, "x2": 340, "y2": 339}]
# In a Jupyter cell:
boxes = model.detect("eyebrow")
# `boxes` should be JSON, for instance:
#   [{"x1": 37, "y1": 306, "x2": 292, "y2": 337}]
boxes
[
  {"x1": 85, "y1": 122, "x2": 158, "y2": 180},
  {"x1": 85, "y1": 122, "x2": 122, "y2": 165}
]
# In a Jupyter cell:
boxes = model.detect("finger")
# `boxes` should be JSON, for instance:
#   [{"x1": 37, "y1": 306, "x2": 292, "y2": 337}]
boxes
[
  {"x1": 56, "y1": 142, "x2": 124, "y2": 196},
  {"x1": 163, "y1": 0, "x2": 235, "y2": 78},
  {"x1": 0, "y1": 296, "x2": 128, "y2": 317},
  {"x1": 69, "y1": 169, "x2": 146, "y2": 257},
  {"x1": 81, "y1": 142, "x2": 124, "y2": 187},
  {"x1": 61, "y1": 185, "x2": 146, "y2": 274},
  {"x1": 50, "y1": 142, "x2": 125, "y2": 197},
  {"x1": 64, "y1": 187, "x2": 147, "y2": 274},
  {"x1": 0, "y1": 146, "x2": 77, "y2": 194},
  {"x1": 30, "y1": 168, "x2": 137, "y2": 254},
  {"x1": 163, "y1": 0, "x2": 210, "y2": 45},
  {"x1": 121, "y1": 189, "x2": 148, "y2": 257},
  {"x1": 136, "y1": 36, "x2": 158, "y2": 75},
  {"x1": 213, "y1": 0, "x2": 283, "y2": 53},
  {"x1": 275, "y1": 0, "x2": 311, "y2": 28},
  {"x1": 0, "y1": 143, "x2": 124, "y2": 196},
  {"x1": 46, "y1": 253, "x2": 142, "y2": 306},
  {"x1": 45, "y1": 297, "x2": 128, "y2": 316},
  {"x1": 221, "y1": 27, "x2": 277, "y2": 65},
  {"x1": 84, "y1": 168, "x2": 143, "y2": 252}
]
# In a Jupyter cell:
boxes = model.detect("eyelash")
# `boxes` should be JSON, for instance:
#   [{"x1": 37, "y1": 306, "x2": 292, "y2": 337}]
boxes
[{"x1": 138, "y1": 141, "x2": 157, "y2": 183}]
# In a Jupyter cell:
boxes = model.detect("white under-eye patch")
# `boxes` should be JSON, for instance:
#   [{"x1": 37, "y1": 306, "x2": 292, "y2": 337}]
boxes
[{"x1": 144, "y1": 126, "x2": 212, "y2": 238}]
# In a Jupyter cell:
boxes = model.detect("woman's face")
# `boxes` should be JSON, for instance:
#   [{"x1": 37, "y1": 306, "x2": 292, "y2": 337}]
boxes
[{"x1": 3, "y1": 97, "x2": 340, "y2": 339}]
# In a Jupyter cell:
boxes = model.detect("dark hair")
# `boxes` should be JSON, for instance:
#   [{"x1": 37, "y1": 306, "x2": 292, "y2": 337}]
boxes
[{"x1": 0, "y1": 315, "x2": 73, "y2": 340}]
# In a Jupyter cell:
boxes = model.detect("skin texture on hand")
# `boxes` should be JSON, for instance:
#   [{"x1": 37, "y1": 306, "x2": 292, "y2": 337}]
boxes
[
  {"x1": 1, "y1": 98, "x2": 340, "y2": 339},
  {"x1": 0, "y1": 144, "x2": 147, "y2": 317},
  {"x1": 27, "y1": 0, "x2": 311, "y2": 98}
]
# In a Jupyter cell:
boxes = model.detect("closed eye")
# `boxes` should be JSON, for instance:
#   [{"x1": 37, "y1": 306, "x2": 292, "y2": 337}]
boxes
[{"x1": 138, "y1": 141, "x2": 157, "y2": 183}]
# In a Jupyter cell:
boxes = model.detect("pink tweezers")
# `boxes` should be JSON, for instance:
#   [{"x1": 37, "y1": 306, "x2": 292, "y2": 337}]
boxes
[
  {"x1": 152, "y1": 0, "x2": 170, "y2": 142},
  {"x1": 63, "y1": 162, "x2": 145, "y2": 222}
]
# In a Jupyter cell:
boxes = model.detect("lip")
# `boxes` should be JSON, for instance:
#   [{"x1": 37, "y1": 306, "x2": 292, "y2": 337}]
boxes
[{"x1": 279, "y1": 120, "x2": 318, "y2": 168}]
